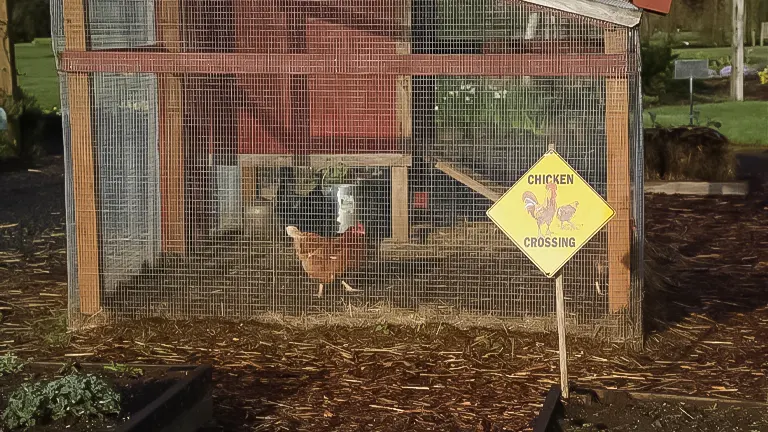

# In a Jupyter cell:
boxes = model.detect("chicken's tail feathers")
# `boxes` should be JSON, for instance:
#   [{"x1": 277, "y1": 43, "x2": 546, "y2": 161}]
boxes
[
  {"x1": 522, "y1": 191, "x2": 538, "y2": 204},
  {"x1": 522, "y1": 191, "x2": 538, "y2": 216}
]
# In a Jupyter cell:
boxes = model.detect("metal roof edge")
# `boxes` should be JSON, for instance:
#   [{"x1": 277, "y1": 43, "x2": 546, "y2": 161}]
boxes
[{"x1": 520, "y1": 0, "x2": 643, "y2": 28}]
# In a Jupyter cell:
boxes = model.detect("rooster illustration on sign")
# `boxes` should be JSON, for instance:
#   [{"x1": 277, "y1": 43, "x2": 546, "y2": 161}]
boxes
[{"x1": 522, "y1": 183, "x2": 580, "y2": 237}]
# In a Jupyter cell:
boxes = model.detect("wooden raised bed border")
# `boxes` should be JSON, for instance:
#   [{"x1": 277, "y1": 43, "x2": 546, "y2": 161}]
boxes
[{"x1": 644, "y1": 181, "x2": 749, "y2": 196}]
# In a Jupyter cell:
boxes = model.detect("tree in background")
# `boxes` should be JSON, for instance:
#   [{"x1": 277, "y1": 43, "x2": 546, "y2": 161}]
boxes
[
  {"x1": 10, "y1": 0, "x2": 50, "y2": 43},
  {"x1": 641, "y1": 0, "x2": 768, "y2": 47}
]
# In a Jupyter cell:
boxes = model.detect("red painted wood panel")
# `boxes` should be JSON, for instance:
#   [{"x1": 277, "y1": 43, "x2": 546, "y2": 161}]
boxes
[
  {"x1": 237, "y1": 108, "x2": 291, "y2": 154},
  {"x1": 632, "y1": 0, "x2": 672, "y2": 15},
  {"x1": 233, "y1": 0, "x2": 292, "y2": 153},
  {"x1": 306, "y1": 19, "x2": 400, "y2": 146}
]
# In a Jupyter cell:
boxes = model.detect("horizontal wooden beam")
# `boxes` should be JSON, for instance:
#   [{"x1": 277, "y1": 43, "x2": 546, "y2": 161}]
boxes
[
  {"x1": 60, "y1": 52, "x2": 629, "y2": 77},
  {"x1": 644, "y1": 181, "x2": 749, "y2": 196},
  {"x1": 310, "y1": 153, "x2": 412, "y2": 168},
  {"x1": 237, "y1": 153, "x2": 412, "y2": 168},
  {"x1": 237, "y1": 154, "x2": 294, "y2": 167}
]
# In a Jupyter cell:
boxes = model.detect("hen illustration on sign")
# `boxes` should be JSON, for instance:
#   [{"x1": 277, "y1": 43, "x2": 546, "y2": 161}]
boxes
[{"x1": 487, "y1": 150, "x2": 615, "y2": 278}]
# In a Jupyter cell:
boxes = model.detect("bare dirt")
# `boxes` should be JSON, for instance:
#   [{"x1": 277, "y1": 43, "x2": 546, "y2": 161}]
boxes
[
  {"x1": 0, "y1": 157, "x2": 766, "y2": 431},
  {"x1": 560, "y1": 393, "x2": 768, "y2": 432}
]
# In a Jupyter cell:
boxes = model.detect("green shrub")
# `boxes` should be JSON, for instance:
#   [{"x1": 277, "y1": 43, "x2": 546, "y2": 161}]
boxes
[
  {"x1": 2, "y1": 374, "x2": 121, "y2": 430},
  {"x1": 641, "y1": 39, "x2": 679, "y2": 98},
  {"x1": 9, "y1": 0, "x2": 51, "y2": 44},
  {"x1": 0, "y1": 89, "x2": 47, "y2": 162}
]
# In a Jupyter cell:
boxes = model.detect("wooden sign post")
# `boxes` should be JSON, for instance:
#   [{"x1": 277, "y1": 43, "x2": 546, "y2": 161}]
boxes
[{"x1": 487, "y1": 147, "x2": 616, "y2": 400}]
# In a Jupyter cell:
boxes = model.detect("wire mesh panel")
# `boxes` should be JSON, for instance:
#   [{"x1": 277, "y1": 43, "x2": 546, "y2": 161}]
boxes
[{"x1": 57, "y1": 0, "x2": 643, "y2": 339}]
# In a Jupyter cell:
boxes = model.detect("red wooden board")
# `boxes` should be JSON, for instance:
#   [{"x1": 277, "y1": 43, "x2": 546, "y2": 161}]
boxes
[{"x1": 306, "y1": 19, "x2": 400, "y2": 144}]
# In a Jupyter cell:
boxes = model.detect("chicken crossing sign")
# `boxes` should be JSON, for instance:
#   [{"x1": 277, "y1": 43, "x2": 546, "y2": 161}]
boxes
[{"x1": 486, "y1": 150, "x2": 615, "y2": 278}]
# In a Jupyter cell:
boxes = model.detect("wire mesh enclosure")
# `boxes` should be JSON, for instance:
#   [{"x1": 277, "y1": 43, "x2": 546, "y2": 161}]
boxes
[{"x1": 54, "y1": 0, "x2": 644, "y2": 340}]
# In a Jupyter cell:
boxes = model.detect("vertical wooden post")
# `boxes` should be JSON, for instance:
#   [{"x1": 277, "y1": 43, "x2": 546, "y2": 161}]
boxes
[
  {"x1": 547, "y1": 142, "x2": 568, "y2": 400},
  {"x1": 731, "y1": 0, "x2": 745, "y2": 101},
  {"x1": 158, "y1": 76, "x2": 186, "y2": 253},
  {"x1": 392, "y1": 0, "x2": 412, "y2": 243},
  {"x1": 64, "y1": 0, "x2": 101, "y2": 314},
  {"x1": 391, "y1": 166, "x2": 409, "y2": 242},
  {"x1": 555, "y1": 271, "x2": 569, "y2": 399},
  {"x1": 604, "y1": 29, "x2": 631, "y2": 314},
  {"x1": 158, "y1": 0, "x2": 186, "y2": 254}
]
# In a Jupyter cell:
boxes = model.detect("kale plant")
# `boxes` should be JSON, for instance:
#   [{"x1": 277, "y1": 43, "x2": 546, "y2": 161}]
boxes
[
  {"x1": 0, "y1": 353, "x2": 26, "y2": 376},
  {"x1": 2, "y1": 374, "x2": 121, "y2": 430}
]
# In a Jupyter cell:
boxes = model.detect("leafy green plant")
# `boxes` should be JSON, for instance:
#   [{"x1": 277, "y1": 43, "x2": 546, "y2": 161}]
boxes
[
  {"x1": 32, "y1": 312, "x2": 70, "y2": 349},
  {"x1": 319, "y1": 163, "x2": 350, "y2": 186},
  {"x1": 0, "y1": 89, "x2": 44, "y2": 161},
  {"x1": 691, "y1": 111, "x2": 722, "y2": 129},
  {"x1": 103, "y1": 362, "x2": 143, "y2": 378},
  {"x1": 710, "y1": 56, "x2": 731, "y2": 71},
  {"x1": 2, "y1": 374, "x2": 121, "y2": 430},
  {"x1": 0, "y1": 353, "x2": 26, "y2": 376},
  {"x1": 640, "y1": 39, "x2": 679, "y2": 98}
]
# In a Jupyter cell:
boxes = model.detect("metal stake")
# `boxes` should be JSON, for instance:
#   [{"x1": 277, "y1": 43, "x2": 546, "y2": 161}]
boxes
[{"x1": 689, "y1": 76, "x2": 694, "y2": 126}]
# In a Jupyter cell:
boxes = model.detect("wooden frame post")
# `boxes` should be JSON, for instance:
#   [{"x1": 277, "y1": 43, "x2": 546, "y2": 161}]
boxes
[
  {"x1": 392, "y1": 0, "x2": 412, "y2": 243},
  {"x1": 604, "y1": 28, "x2": 631, "y2": 314},
  {"x1": 64, "y1": 0, "x2": 100, "y2": 314},
  {"x1": 158, "y1": 0, "x2": 186, "y2": 254}
]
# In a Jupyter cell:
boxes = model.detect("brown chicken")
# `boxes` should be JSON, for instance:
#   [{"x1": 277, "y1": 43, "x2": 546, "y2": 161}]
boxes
[
  {"x1": 522, "y1": 183, "x2": 558, "y2": 238},
  {"x1": 285, "y1": 223, "x2": 367, "y2": 297}
]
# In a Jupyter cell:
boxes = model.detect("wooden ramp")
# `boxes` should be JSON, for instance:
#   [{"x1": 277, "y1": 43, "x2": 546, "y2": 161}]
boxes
[{"x1": 434, "y1": 161, "x2": 507, "y2": 202}]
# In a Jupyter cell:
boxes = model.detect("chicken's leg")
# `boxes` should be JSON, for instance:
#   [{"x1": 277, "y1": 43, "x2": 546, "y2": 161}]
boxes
[
  {"x1": 340, "y1": 280, "x2": 360, "y2": 293},
  {"x1": 317, "y1": 284, "x2": 324, "y2": 298}
]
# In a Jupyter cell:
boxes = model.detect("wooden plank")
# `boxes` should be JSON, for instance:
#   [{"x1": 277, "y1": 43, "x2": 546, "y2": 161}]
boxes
[
  {"x1": 644, "y1": 181, "x2": 749, "y2": 196},
  {"x1": 158, "y1": 0, "x2": 182, "y2": 52},
  {"x1": 158, "y1": 75, "x2": 186, "y2": 254},
  {"x1": 391, "y1": 166, "x2": 409, "y2": 242},
  {"x1": 605, "y1": 29, "x2": 631, "y2": 314},
  {"x1": 555, "y1": 271, "x2": 569, "y2": 399},
  {"x1": 63, "y1": 0, "x2": 87, "y2": 51},
  {"x1": 309, "y1": 153, "x2": 412, "y2": 168},
  {"x1": 434, "y1": 161, "x2": 504, "y2": 202},
  {"x1": 68, "y1": 74, "x2": 100, "y2": 314},
  {"x1": 241, "y1": 166, "x2": 257, "y2": 208},
  {"x1": 64, "y1": 0, "x2": 99, "y2": 314},
  {"x1": 533, "y1": 385, "x2": 563, "y2": 432},
  {"x1": 518, "y1": 0, "x2": 642, "y2": 28},
  {"x1": 60, "y1": 52, "x2": 629, "y2": 77},
  {"x1": 238, "y1": 154, "x2": 294, "y2": 167},
  {"x1": 396, "y1": 0, "x2": 412, "y2": 140}
]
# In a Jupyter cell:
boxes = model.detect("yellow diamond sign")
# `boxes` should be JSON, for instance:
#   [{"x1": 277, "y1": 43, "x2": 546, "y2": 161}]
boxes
[{"x1": 487, "y1": 150, "x2": 615, "y2": 278}]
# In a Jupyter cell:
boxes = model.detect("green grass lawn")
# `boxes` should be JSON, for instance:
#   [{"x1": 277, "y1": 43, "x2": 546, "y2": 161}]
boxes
[
  {"x1": 644, "y1": 101, "x2": 768, "y2": 147},
  {"x1": 14, "y1": 38, "x2": 60, "y2": 110},
  {"x1": 674, "y1": 46, "x2": 768, "y2": 67}
]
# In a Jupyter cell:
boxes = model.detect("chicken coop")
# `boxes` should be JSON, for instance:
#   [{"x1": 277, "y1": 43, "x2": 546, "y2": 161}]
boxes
[{"x1": 52, "y1": 0, "x2": 645, "y2": 340}]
